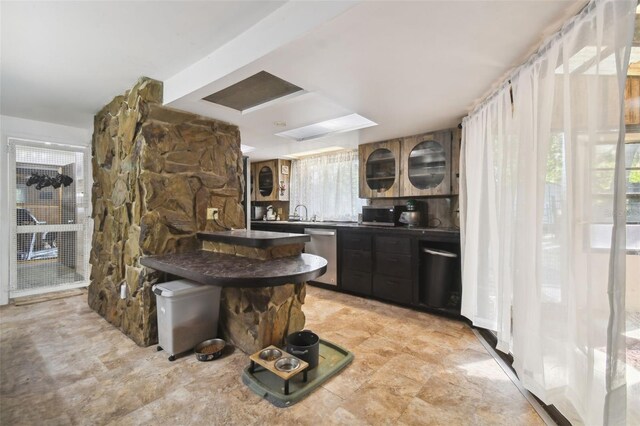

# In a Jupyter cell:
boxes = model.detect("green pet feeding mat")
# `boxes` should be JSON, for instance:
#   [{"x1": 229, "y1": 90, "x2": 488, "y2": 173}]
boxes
[{"x1": 242, "y1": 338, "x2": 354, "y2": 407}]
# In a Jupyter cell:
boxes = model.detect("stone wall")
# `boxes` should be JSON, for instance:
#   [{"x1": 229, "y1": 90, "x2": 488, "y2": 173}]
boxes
[
  {"x1": 203, "y1": 241, "x2": 307, "y2": 353},
  {"x1": 88, "y1": 77, "x2": 244, "y2": 346}
]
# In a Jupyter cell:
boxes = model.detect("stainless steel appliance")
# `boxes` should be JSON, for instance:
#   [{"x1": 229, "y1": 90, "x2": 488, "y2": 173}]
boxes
[
  {"x1": 361, "y1": 206, "x2": 406, "y2": 226},
  {"x1": 399, "y1": 211, "x2": 421, "y2": 227},
  {"x1": 304, "y1": 228, "x2": 337, "y2": 285},
  {"x1": 252, "y1": 206, "x2": 266, "y2": 220}
]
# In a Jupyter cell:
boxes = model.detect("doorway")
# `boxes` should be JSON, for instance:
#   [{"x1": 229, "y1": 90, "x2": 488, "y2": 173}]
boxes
[{"x1": 8, "y1": 139, "x2": 91, "y2": 298}]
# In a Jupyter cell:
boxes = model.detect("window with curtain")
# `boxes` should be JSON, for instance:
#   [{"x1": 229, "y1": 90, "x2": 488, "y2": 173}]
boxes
[
  {"x1": 460, "y1": 1, "x2": 638, "y2": 424},
  {"x1": 289, "y1": 150, "x2": 365, "y2": 222}
]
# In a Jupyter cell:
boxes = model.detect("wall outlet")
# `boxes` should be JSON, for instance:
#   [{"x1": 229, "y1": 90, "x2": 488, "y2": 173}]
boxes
[{"x1": 207, "y1": 208, "x2": 219, "y2": 220}]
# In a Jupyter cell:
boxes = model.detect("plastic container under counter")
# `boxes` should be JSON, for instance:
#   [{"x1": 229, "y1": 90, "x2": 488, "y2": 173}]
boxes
[{"x1": 153, "y1": 279, "x2": 222, "y2": 361}]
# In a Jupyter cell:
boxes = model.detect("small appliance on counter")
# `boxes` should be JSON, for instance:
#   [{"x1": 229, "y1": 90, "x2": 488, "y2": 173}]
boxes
[
  {"x1": 265, "y1": 205, "x2": 277, "y2": 221},
  {"x1": 399, "y1": 198, "x2": 422, "y2": 228},
  {"x1": 361, "y1": 205, "x2": 406, "y2": 226},
  {"x1": 252, "y1": 206, "x2": 266, "y2": 220}
]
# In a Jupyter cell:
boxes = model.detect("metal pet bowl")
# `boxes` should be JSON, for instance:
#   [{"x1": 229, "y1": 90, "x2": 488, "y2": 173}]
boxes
[
  {"x1": 259, "y1": 348, "x2": 282, "y2": 362},
  {"x1": 274, "y1": 357, "x2": 300, "y2": 372},
  {"x1": 194, "y1": 338, "x2": 226, "y2": 362}
]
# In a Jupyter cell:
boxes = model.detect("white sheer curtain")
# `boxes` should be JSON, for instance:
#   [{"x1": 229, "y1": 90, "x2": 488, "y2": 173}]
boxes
[
  {"x1": 460, "y1": 1, "x2": 637, "y2": 424},
  {"x1": 289, "y1": 150, "x2": 364, "y2": 222}
]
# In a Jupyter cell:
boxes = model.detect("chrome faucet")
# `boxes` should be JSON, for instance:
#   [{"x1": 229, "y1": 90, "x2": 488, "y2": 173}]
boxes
[{"x1": 293, "y1": 204, "x2": 308, "y2": 221}]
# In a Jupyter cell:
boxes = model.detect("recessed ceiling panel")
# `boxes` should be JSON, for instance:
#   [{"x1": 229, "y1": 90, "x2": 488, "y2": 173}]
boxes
[
  {"x1": 202, "y1": 71, "x2": 303, "y2": 112},
  {"x1": 276, "y1": 113, "x2": 377, "y2": 142}
]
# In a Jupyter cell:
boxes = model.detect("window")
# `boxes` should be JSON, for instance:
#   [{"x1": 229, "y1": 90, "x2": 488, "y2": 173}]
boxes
[{"x1": 289, "y1": 150, "x2": 365, "y2": 222}]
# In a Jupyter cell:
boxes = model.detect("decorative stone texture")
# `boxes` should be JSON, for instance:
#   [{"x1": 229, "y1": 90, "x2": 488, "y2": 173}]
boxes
[
  {"x1": 220, "y1": 283, "x2": 306, "y2": 354},
  {"x1": 203, "y1": 240, "x2": 307, "y2": 353},
  {"x1": 202, "y1": 241, "x2": 305, "y2": 260},
  {"x1": 88, "y1": 77, "x2": 244, "y2": 346}
]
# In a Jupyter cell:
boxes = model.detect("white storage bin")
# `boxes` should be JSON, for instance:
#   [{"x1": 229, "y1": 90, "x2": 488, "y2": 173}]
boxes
[{"x1": 152, "y1": 279, "x2": 222, "y2": 361}]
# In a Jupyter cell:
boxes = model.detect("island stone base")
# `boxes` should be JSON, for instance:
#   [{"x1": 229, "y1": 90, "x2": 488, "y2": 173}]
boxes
[
  {"x1": 203, "y1": 241, "x2": 307, "y2": 354},
  {"x1": 220, "y1": 283, "x2": 306, "y2": 354}
]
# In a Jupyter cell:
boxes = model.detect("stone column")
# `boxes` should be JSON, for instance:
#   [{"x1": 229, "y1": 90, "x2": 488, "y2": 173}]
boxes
[
  {"x1": 203, "y1": 241, "x2": 306, "y2": 354},
  {"x1": 89, "y1": 77, "x2": 244, "y2": 346}
]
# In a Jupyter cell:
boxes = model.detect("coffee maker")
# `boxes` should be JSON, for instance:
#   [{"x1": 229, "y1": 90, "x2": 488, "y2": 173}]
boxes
[{"x1": 399, "y1": 199, "x2": 422, "y2": 227}]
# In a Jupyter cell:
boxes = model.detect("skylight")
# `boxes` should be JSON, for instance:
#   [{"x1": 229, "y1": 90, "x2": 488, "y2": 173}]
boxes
[{"x1": 276, "y1": 113, "x2": 377, "y2": 142}]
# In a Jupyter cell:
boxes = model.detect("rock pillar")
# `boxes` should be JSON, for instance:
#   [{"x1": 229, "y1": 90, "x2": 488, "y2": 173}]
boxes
[
  {"x1": 88, "y1": 77, "x2": 244, "y2": 346},
  {"x1": 202, "y1": 241, "x2": 307, "y2": 354}
]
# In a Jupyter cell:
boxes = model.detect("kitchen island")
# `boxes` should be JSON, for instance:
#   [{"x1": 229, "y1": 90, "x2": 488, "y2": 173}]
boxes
[
  {"x1": 141, "y1": 250, "x2": 326, "y2": 287},
  {"x1": 141, "y1": 230, "x2": 327, "y2": 353}
]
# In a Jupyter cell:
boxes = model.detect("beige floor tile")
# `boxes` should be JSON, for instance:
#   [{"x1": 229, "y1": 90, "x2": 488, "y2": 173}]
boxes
[
  {"x1": 397, "y1": 396, "x2": 479, "y2": 426},
  {"x1": 322, "y1": 358, "x2": 375, "y2": 399},
  {"x1": 329, "y1": 406, "x2": 371, "y2": 425},
  {"x1": 338, "y1": 383, "x2": 413, "y2": 425},
  {"x1": 0, "y1": 286, "x2": 544, "y2": 425},
  {"x1": 287, "y1": 386, "x2": 344, "y2": 423}
]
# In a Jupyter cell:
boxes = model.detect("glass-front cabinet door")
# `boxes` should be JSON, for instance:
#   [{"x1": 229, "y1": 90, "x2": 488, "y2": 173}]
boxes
[
  {"x1": 402, "y1": 131, "x2": 452, "y2": 196},
  {"x1": 359, "y1": 139, "x2": 401, "y2": 198},
  {"x1": 255, "y1": 160, "x2": 276, "y2": 201},
  {"x1": 252, "y1": 159, "x2": 290, "y2": 202},
  {"x1": 258, "y1": 166, "x2": 273, "y2": 197}
]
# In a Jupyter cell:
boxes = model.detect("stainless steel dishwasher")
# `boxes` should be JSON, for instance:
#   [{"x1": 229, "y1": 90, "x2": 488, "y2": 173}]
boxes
[{"x1": 304, "y1": 228, "x2": 337, "y2": 286}]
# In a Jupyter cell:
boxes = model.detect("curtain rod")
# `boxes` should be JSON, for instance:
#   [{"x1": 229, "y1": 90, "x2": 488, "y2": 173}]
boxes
[{"x1": 465, "y1": 0, "x2": 599, "y2": 119}]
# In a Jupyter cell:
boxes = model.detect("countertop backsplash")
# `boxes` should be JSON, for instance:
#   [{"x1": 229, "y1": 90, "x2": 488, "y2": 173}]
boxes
[{"x1": 367, "y1": 196, "x2": 459, "y2": 229}]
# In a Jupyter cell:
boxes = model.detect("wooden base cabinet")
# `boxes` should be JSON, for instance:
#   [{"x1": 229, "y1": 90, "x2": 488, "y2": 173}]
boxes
[
  {"x1": 372, "y1": 235, "x2": 413, "y2": 304},
  {"x1": 342, "y1": 270, "x2": 372, "y2": 295},
  {"x1": 340, "y1": 231, "x2": 415, "y2": 304},
  {"x1": 340, "y1": 231, "x2": 372, "y2": 295},
  {"x1": 372, "y1": 275, "x2": 412, "y2": 304}
]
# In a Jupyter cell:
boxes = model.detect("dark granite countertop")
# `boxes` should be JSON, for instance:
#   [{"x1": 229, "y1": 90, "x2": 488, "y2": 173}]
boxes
[
  {"x1": 141, "y1": 250, "x2": 327, "y2": 287},
  {"x1": 251, "y1": 220, "x2": 460, "y2": 237},
  {"x1": 197, "y1": 229, "x2": 310, "y2": 248}
]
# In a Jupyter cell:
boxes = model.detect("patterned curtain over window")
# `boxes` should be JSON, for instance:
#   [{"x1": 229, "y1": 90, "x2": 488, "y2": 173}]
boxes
[{"x1": 289, "y1": 150, "x2": 365, "y2": 222}]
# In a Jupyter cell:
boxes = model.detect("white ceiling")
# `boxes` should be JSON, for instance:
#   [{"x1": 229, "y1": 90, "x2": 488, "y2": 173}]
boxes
[
  {"x1": 1, "y1": 1, "x2": 586, "y2": 160},
  {"x1": 0, "y1": 1, "x2": 284, "y2": 127}
]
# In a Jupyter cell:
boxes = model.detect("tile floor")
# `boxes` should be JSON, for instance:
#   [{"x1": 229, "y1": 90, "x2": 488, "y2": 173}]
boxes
[{"x1": 0, "y1": 286, "x2": 543, "y2": 425}]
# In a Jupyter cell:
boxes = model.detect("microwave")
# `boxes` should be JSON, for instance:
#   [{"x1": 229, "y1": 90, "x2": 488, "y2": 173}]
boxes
[{"x1": 361, "y1": 206, "x2": 407, "y2": 227}]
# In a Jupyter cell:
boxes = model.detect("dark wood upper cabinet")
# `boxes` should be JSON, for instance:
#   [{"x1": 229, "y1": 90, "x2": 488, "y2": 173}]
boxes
[
  {"x1": 252, "y1": 159, "x2": 291, "y2": 202},
  {"x1": 359, "y1": 139, "x2": 402, "y2": 198},
  {"x1": 402, "y1": 130, "x2": 452, "y2": 197},
  {"x1": 358, "y1": 127, "x2": 459, "y2": 198}
]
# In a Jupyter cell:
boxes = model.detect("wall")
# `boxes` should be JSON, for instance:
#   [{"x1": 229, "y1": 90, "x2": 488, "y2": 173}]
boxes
[
  {"x1": 88, "y1": 77, "x2": 244, "y2": 346},
  {"x1": 368, "y1": 196, "x2": 459, "y2": 229},
  {"x1": 0, "y1": 115, "x2": 92, "y2": 305}
]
